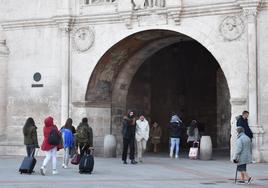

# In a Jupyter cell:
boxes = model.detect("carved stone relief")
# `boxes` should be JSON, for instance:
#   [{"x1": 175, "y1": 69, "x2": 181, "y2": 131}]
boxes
[
  {"x1": 72, "y1": 27, "x2": 95, "y2": 52},
  {"x1": 132, "y1": 0, "x2": 165, "y2": 10},
  {"x1": 219, "y1": 16, "x2": 245, "y2": 41}
]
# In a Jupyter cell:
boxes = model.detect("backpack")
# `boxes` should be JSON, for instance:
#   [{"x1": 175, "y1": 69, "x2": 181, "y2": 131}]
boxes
[
  {"x1": 48, "y1": 129, "x2": 61, "y2": 145},
  {"x1": 76, "y1": 125, "x2": 89, "y2": 143}
]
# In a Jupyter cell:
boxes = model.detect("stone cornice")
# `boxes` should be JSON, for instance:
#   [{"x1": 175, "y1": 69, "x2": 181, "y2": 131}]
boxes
[{"x1": 1, "y1": 1, "x2": 267, "y2": 30}]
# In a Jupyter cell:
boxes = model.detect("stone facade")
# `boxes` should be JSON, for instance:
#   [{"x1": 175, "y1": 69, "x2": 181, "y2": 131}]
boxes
[{"x1": 0, "y1": 0, "x2": 267, "y2": 161}]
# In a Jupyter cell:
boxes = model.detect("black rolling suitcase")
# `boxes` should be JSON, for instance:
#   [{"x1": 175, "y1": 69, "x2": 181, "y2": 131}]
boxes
[
  {"x1": 79, "y1": 148, "x2": 94, "y2": 174},
  {"x1": 19, "y1": 150, "x2": 37, "y2": 174}
]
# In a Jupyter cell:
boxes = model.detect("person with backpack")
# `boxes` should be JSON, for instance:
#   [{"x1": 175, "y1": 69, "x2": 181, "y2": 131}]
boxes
[
  {"x1": 60, "y1": 118, "x2": 74, "y2": 169},
  {"x1": 23, "y1": 117, "x2": 39, "y2": 157},
  {"x1": 167, "y1": 112, "x2": 183, "y2": 159},
  {"x1": 75, "y1": 117, "x2": 93, "y2": 158},
  {"x1": 40, "y1": 116, "x2": 62, "y2": 175}
]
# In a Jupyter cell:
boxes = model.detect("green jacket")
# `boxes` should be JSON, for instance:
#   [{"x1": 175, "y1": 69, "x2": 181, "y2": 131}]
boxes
[
  {"x1": 23, "y1": 126, "x2": 39, "y2": 147},
  {"x1": 75, "y1": 123, "x2": 93, "y2": 147}
]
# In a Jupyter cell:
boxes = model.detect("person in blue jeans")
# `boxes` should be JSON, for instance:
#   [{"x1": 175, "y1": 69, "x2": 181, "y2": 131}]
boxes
[
  {"x1": 60, "y1": 118, "x2": 74, "y2": 169},
  {"x1": 167, "y1": 112, "x2": 183, "y2": 158}
]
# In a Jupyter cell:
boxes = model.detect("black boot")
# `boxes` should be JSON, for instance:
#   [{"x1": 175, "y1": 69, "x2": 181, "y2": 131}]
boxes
[
  {"x1": 131, "y1": 160, "x2": 137, "y2": 164},
  {"x1": 123, "y1": 160, "x2": 127, "y2": 164}
]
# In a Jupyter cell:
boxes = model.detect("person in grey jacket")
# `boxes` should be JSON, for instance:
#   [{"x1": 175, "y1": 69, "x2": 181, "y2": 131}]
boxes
[{"x1": 233, "y1": 126, "x2": 253, "y2": 184}]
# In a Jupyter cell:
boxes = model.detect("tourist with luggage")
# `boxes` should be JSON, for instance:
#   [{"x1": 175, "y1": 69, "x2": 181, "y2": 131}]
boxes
[
  {"x1": 75, "y1": 117, "x2": 93, "y2": 158},
  {"x1": 150, "y1": 122, "x2": 162, "y2": 153},
  {"x1": 167, "y1": 112, "x2": 183, "y2": 159},
  {"x1": 136, "y1": 115, "x2": 150, "y2": 162},
  {"x1": 233, "y1": 126, "x2": 253, "y2": 184},
  {"x1": 236, "y1": 111, "x2": 253, "y2": 140},
  {"x1": 60, "y1": 118, "x2": 74, "y2": 169},
  {"x1": 187, "y1": 120, "x2": 199, "y2": 148},
  {"x1": 40, "y1": 116, "x2": 62, "y2": 175},
  {"x1": 23, "y1": 117, "x2": 39, "y2": 157},
  {"x1": 122, "y1": 111, "x2": 138, "y2": 164}
]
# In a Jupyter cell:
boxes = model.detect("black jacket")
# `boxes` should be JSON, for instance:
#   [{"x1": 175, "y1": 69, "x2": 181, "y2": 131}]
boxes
[
  {"x1": 236, "y1": 115, "x2": 253, "y2": 139},
  {"x1": 122, "y1": 116, "x2": 136, "y2": 139},
  {"x1": 167, "y1": 122, "x2": 183, "y2": 138}
]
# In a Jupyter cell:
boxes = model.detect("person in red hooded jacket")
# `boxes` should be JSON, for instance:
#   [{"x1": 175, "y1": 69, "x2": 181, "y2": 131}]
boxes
[{"x1": 40, "y1": 116, "x2": 62, "y2": 175}]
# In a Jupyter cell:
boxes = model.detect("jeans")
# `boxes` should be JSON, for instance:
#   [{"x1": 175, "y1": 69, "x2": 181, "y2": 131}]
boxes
[
  {"x1": 170, "y1": 138, "x2": 180, "y2": 157},
  {"x1": 26, "y1": 145, "x2": 35, "y2": 157},
  {"x1": 63, "y1": 147, "x2": 70, "y2": 166},
  {"x1": 42, "y1": 147, "x2": 57, "y2": 170},
  {"x1": 137, "y1": 139, "x2": 147, "y2": 160},
  {"x1": 122, "y1": 138, "x2": 135, "y2": 161}
]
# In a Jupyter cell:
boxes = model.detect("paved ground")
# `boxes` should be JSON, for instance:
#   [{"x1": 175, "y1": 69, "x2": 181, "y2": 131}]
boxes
[{"x1": 0, "y1": 154, "x2": 268, "y2": 188}]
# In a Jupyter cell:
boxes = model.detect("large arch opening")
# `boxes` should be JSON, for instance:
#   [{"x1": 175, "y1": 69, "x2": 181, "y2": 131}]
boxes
[{"x1": 86, "y1": 29, "x2": 231, "y2": 157}]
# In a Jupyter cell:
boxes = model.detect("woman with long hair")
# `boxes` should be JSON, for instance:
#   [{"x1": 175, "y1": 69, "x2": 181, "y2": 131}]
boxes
[
  {"x1": 22, "y1": 117, "x2": 39, "y2": 157},
  {"x1": 187, "y1": 120, "x2": 199, "y2": 148},
  {"x1": 61, "y1": 118, "x2": 74, "y2": 168}
]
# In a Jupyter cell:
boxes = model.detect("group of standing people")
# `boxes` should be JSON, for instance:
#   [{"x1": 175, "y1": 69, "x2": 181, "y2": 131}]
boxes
[
  {"x1": 22, "y1": 116, "x2": 93, "y2": 175},
  {"x1": 121, "y1": 111, "x2": 201, "y2": 164}
]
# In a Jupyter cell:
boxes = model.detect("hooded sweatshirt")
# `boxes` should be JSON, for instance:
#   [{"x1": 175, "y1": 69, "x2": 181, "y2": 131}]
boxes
[{"x1": 41, "y1": 116, "x2": 62, "y2": 151}]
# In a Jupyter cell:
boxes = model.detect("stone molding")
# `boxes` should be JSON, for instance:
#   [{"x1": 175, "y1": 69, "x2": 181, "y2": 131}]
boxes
[
  {"x1": 230, "y1": 98, "x2": 247, "y2": 105},
  {"x1": 0, "y1": 40, "x2": 9, "y2": 56},
  {"x1": 2, "y1": 1, "x2": 267, "y2": 30},
  {"x1": 237, "y1": 0, "x2": 263, "y2": 19}
]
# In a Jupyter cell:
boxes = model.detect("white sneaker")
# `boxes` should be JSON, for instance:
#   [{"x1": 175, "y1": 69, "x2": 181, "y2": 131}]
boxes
[
  {"x1": 175, "y1": 155, "x2": 179, "y2": 159},
  {"x1": 170, "y1": 153, "x2": 173, "y2": 158},
  {"x1": 62, "y1": 164, "x2": 67, "y2": 169},
  {"x1": 40, "y1": 166, "x2": 46, "y2": 176},
  {"x1": 52, "y1": 170, "x2": 58, "y2": 175}
]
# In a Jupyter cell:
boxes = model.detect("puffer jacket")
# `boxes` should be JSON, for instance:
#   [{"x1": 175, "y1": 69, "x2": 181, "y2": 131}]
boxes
[
  {"x1": 233, "y1": 132, "x2": 252, "y2": 165},
  {"x1": 41, "y1": 116, "x2": 62, "y2": 151}
]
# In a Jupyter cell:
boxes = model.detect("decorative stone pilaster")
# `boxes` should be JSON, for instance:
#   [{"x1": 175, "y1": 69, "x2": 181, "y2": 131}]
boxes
[
  {"x1": 59, "y1": 23, "x2": 72, "y2": 126},
  {"x1": 237, "y1": 0, "x2": 264, "y2": 162},
  {"x1": 0, "y1": 36, "x2": 9, "y2": 136}
]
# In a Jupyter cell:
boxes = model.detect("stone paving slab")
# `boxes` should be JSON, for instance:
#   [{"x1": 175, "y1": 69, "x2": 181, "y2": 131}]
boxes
[{"x1": 0, "y1": 155, "x2": 267, "y2": 188}]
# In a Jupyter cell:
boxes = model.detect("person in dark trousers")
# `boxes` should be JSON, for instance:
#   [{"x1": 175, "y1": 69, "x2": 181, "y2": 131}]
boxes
[
  {"x1": 75, "y1": 117, "x2": 93, "y2": 158},
  {"x1": 236, "y1": 111, "x2": 253, "y2": 140},
  {"x1": 122, "y1": 111, "x2": 138, "y2": 165},
  {"x1": 23, "y1": 117, "x2": 39, "y2": 157},
  {"x1": 233, "y1": 126, "x2": 253, "y2": 184}
]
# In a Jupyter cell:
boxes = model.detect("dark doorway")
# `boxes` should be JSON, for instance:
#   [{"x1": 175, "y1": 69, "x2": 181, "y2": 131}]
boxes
[{"x1": 126, "y1": 40, "x2": 231, "y2": 153}]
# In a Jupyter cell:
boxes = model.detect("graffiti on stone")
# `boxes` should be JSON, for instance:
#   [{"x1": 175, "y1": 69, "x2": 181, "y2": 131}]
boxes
[
  {"x1": 96, "y1": 80, "x2": 111, "y2": 98},
  {"x1": 99, "y1": 49, "x2": 128, "y2": 82}
]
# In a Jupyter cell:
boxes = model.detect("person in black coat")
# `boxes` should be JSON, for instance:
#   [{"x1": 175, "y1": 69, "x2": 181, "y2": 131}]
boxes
[
  {"x1": 236, "y1": 111, "x2": 253, "y2": 140},
  {"x1": 122, "y1": 111, "x2": 138, "y2": 165}
]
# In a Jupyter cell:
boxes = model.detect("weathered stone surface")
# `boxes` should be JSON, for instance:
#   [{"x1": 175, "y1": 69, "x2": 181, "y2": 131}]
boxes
[{"x1": 0, "y1": 0, "x2": 267, "y2": 162}]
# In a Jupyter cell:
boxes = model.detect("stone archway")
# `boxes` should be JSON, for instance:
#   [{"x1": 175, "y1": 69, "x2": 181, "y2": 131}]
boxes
[{"x1": 86, "y1": 29, "x2": 232, "y2": 156}]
